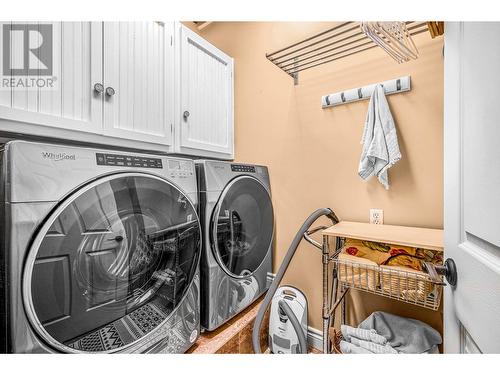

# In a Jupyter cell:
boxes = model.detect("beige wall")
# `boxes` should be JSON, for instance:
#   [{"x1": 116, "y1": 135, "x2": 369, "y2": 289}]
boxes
[{"x1": 188, "y1": 22, "x2": 444, "y2": 332}]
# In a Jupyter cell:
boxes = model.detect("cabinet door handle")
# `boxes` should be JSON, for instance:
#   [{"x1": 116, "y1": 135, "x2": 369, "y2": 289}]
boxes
[
  {"x1": 183, "y1": 110, "x2": 190, "y2": 121},
  {"x1": 93, "y1": 83, "x2": 104, "y2": 94},
  {"x1": 105, "y1": 87, "x2": 116, "y2": 97}
]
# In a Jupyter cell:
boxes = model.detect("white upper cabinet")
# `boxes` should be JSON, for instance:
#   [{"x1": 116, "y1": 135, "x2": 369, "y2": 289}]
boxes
[
  {"x1": 176, "y1": 25, "x2": 234, "y2": 159},
  {"x1": 0, "y1": 22, "x2": 234, "y2": 157},
  {"x1": 0, "y1": 22, "x2": 103, "y2": 134},
  {"x1": 103, "y1": 22, "x2": 174, "y2": 146}
]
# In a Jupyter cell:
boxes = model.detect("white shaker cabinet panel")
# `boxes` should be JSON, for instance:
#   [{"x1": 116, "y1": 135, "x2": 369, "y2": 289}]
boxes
[
  {"x1": 0, "y1": 22, "x2": 231, "y2": 155},
  {"x1": 0, "y1": 23, "x2": 11, "y2": 108},
  {"x1": 103, "y1": 22, "x2": 174, "y2": 146},
  {"x1": 177, "y1": 25, "x2": 234, "y2": 159},
  {"x1": 11, "y1": 22, "x2": 38, "y2": 114},
  {"x1": 0, "y1": 22, "x2": 103, "y2": 134}
]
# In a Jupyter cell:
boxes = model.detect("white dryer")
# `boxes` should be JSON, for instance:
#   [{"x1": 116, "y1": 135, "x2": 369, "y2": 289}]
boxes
[
  {"x1": 0, "y1": 141, "x2": 201, "y2": 353},
  {"x1": 196, "y1": 160, "x2": 274, "y2": 331}
]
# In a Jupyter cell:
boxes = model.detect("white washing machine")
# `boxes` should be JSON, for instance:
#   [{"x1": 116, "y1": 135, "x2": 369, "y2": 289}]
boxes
[
  {"x1": 196, "y1": 160, "x2": 274, "y2": 331},
  {"x1": 0, "y1": 141, "x2": 201, "y2": 353}
]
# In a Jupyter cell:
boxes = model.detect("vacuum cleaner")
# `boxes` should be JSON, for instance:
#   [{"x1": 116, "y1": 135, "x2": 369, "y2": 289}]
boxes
[
  {"x1": 252, "y1": 208, "x2": 339, "y2": 354},
  {"x1": 268, "y1": 286, "x2": 308, "y2": 354}
]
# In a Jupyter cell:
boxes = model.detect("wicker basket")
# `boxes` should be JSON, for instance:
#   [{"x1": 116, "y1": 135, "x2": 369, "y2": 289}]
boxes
[
  {"x1": 337, "y1": 254, "x2": 379, "y2": 291},
  {"x1": 379, "y1": 265, "x2": 434, "y2": 303}
]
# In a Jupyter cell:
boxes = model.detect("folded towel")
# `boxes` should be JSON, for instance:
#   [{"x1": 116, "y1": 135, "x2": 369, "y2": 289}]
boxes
[
  {"x1": 341, "y1": 324, "x2": 387, "y2": 345},
  {"x1": 340, "y1": 340, "x2": 372, "y2": 354},
  {"x1": 358, "y1": 84, "x2": 401, "y2": 189},
  {"x1": 350, "y1": 337, "x2": 398, "y2": 354},
  {"x1": 358, "y1": 311, "x2": 442, "y2": 354}
]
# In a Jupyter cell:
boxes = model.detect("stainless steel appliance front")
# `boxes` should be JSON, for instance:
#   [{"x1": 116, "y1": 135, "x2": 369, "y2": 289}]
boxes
[
  {"x1": 0, "y1": 141, "x2": 201, "y2": 353},
  {"x1": 196, "y1": 160, "x2": 274, "y2": 331}
]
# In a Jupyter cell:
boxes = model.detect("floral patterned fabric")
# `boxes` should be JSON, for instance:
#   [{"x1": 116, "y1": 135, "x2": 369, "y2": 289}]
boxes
[{"x1": 342, "y1": 238, "x2": 443, "y2": 271}]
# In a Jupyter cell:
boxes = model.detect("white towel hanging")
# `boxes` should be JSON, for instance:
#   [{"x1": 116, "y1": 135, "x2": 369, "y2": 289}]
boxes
[{"x1": 358, "y1": 84, "x2": 401, "y2": 189}]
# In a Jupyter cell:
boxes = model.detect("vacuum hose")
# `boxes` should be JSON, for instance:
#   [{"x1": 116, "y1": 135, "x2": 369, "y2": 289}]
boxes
[
  {"x1": 252, "y1": 208, "x2": 339, "y2": 354},
  {"x1": 278, "y1": 299, "x2": 308, "y2": 353}
]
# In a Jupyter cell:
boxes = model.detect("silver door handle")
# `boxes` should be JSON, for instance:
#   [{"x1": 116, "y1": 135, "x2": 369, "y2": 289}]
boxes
[
  {"x1": 423, "y1": 258, "x2": 457, "y2": 286},
  {"x1": 94, "y1": 83, "x2": 104, "y2": 94},
  {"x1": 105, "y1": 87, "x2": 116, "y2": 97},
  {"x1": 183, "y1": 110, "x2": 190, "y2": 121}
]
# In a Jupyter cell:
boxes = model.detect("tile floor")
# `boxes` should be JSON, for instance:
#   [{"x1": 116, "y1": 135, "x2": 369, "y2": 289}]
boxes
[{"x1": 188, "y1": 296, "x2": 323, "y2": 354}]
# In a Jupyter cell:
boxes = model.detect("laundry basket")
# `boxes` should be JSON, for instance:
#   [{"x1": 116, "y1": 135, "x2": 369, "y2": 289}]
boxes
[
  {"x1": 333, "y1": 258, "x2": 443, "y2": 310},
  {"x1": 379, "y1": 265, "x2": 435, "y2": 305},
  {"x1": 337, "y1": 254, "x2": 379, "y2": 291}
]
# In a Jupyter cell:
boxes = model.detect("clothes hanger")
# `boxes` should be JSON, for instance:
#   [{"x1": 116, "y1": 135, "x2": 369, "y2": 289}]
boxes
[
  {"x1": 361, "y1": 22, "x2": 419, "y2": 63},
  {"x1": 381, "y1": 22, "x2": 419, "y2": 59},
  {"x1": 369, "y1": 22, "x2": 410, "y2": 61},
  {"x1": 362, "y1": 22, "x2": 405, "y2": 63},
  {"x1": 361, "y1": 22, "x2": 406, "y2": 63},
  {"x1": 370, "y1": 22, "x2": 409, "y2": 62},
  {"x1": 375, "y1": 22, "x2": 415, "y2": 60}
]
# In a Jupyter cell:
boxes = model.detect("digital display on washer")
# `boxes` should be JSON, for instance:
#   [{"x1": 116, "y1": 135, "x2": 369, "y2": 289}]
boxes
[
  {"x1": 96, "y1": 153, "x2": 163, "y2": 168},
  {"x1": 231, "y1": 164, "x2": 255, "y2": 173}
]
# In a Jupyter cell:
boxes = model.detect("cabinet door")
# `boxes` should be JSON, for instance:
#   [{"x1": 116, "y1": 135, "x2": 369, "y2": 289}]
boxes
[
  {"x1": 178, "y1": 25, "x2": 234, "y2": 159},
  {"x1": 0, "y1": 22, "x2": 103, "y2": 134},
  {"x1": 102, "y1": 22, "x2": 174, "y2": 147}
]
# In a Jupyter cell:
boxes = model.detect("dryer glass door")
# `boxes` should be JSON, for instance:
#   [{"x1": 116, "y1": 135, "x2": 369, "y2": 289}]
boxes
[
  {"x1": 212, "y1": 176, "x2": 274, "y2": 277},
  {"x1": 24, "y1": 174, "x2": 200, "y2": 352}
]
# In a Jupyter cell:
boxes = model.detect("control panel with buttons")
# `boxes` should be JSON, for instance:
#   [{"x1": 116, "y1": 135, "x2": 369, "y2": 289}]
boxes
[
  {"x1": 96, "y1": 153, "x2": 163, "y2": 168},
  {"x1": 231, "y1": 164, "x2": 256, "y2": 173}
]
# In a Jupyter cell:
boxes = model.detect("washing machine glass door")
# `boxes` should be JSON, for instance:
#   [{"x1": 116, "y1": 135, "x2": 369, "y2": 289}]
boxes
[
  {"x1": 212, "y1": 176, "x2": 274, "y2": 278},
  {"x1": 23, "y1": 173, "x2": 201, "y2": 353}
]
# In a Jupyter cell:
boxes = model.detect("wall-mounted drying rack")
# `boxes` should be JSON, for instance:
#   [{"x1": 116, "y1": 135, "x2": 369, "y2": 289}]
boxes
[
  {"x1": 266, "y1": 22, "x2": 428, "y2": 85},
  {"x1": 321, "y1": 75, "x2": 411, "y2": 108}
]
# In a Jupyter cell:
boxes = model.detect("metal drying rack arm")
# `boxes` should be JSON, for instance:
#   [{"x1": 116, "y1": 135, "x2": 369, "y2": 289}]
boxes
[{"x1": 266, "y1": 22, "x2": 429, "y2": 85}]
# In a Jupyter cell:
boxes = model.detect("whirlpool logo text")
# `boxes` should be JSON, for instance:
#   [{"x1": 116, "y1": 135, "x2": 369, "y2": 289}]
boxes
[{"x1": 41, "y1": 152, "x2": 76, "y2": 161}]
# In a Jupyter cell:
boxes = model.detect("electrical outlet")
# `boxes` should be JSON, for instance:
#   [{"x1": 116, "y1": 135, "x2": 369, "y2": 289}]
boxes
[{"x1": 369, "y1": 209, "x2": 384, "y2": 225}]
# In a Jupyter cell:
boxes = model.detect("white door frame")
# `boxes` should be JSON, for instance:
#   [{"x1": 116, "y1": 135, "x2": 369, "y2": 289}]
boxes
[{"x1": 443, "y1": 21, "x2": 463, "y2": 354}]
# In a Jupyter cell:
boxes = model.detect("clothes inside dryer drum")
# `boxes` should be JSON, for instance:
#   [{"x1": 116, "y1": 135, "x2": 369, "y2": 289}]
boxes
[
  {"x1": 26, "y1": 175, "x2": 201, "y2": 352},
  {"x1": 213, "y1": 177, "x2": 274, "y2": 277}
]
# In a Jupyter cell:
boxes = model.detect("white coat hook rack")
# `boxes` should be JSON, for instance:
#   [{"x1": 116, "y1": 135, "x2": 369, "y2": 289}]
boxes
[{"x1": 321, "y1": 75, "x2": 411, "y2": 108}]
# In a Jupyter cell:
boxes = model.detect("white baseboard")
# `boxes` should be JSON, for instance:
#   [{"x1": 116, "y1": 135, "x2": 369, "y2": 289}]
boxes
[{"x1": 307, "y1": 326, "x2": 323, "y2": 351}]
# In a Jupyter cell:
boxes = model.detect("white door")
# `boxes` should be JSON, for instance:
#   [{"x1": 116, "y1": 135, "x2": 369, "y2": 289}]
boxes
[
  {"x1": 0, "y1": 22, "x2": 103, "y2": 134},
  {"x1": 178, "y1": 25, "x2": 234, "y2": 159},
  {"x1": 444, "y1": 22, "x2": 500, "y2": 353},
  {"x1": 102, "y1": 22, "x2": 174, "y2": 146}
]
